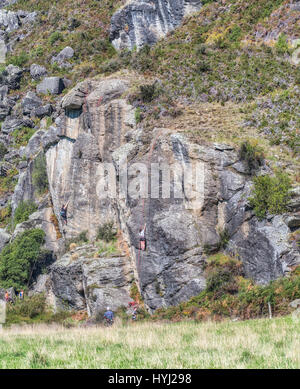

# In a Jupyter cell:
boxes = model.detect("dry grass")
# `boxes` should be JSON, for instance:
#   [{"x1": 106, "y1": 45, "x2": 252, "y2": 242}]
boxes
[
  {"x1": 0, "y1": 316, "x2": 299, "y2": 368},
  {"x1": 146, "y1": 101, "x2": 299, "y2": 179}
]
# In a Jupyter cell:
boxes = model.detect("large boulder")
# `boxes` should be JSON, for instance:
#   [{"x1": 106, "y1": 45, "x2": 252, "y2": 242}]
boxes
[
  {"x1": 30, "y1": 64, "x2": 48, "y2": 81},
  {"x1": 19, "y1": 130, "x2": 45, "y2": 160},
  {"x1": 1, "y1": 64, "x2": 23, "y2": 90},
  {"x1": 34, "y1": 104, "x2": 53, "y2": 118},
  {"x1": 21, "y1": 91, "x2": 42, "y2": 116},
  {"x1": 51, "y1": 46, "x2": 74, "y2": 68},
  {"x1": 0, "y1": 10, "x2": 20, "y2": 32},
  {"x1": 110, "y1": 0, "x2": 202, "y2": 50},
  {"x1": 228, "y1": 215, "x2": 300, "y2": 284},
  {"x1": 36, "y1": 77, "x2": 65, "y2": 95},
  {"x1": 48, "y1": 247, "x2": 133, "y2": 315},
  {"x1": 1, "y1": 116, "x2": 34, "y2": 134},
  {"x1": 45, "y1": 77, "x2": 134, "y2": 240}
]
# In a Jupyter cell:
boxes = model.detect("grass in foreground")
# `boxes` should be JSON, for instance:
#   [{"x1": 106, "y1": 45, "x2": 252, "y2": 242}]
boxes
[{"x1": 0, "y1": 316, "x2": 299, "y2": 368}]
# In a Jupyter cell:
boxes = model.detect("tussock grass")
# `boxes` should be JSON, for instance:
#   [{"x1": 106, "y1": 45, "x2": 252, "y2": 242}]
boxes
[{"x1": 0, "y1": 316, "x2": 299, "y2": 368}]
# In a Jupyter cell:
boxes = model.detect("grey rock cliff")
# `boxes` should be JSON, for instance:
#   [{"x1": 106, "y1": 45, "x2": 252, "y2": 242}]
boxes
[
  {"x1": 6, "y1": 74, "x2": 300, "y2": 315},
  {"x1": 110, "y1": 0, "x2": 202, "y2": 50}
]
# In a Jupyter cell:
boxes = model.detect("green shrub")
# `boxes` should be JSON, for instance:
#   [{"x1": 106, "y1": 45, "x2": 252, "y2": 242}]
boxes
[
  {"x1": 0, "y1": 167, "x2": 18, "y2": 196},
  {"x1": 49, "y1": 31, "x2": 64, "y2": 45},
  {"x1": 196, "y1": 61, "x2": 210, "y2": 73},
  {"x1": 6, "y1": 51, "x2": 29, "y2": 67},
  {"x1": 249, "y1": 171, "x2": 292, "y2": 220},
  {"x1": 0, "y1": 229, "x2": 45, "y2": 290},
  {"x1": 11, "y1": 127, "x2": 36, "y2": 148},
  {"x1": 227, "y1": 25, "x2": 242, "y2": 43},
  {"x1": 13, "y1": 200, "x2": 37, "y2": 229},
  {"x1": 5, "y1": 294, "x2": 72, "y2": 325},
  {"x1": 153, "y1": 264, "x2": 300, "y2": 322},
  {"x1": 276, "y1": 33, "x2": 289, "y2": 55},
  {"x1": 99, "y1": 58, "x2": 121, "y2": 74},
  {"x1": 206, "y1": 268, "x2": 234, "y2": 294},
  {"x1": 32, "y1": 153, "x2": 48, "y2": 195},
  {"x1": 217, "y1": 228, "x2": 230, "y2": 251},
  {"x1": 65, "y1": 231, "x2": 89, "y2": 250},
  {"x1": 96, "y1": 221, "x2": 117, "y2": 242},
  {"x1": 7, "y1": 294, "x2": 47, "y2": 319},
  {"x1": 239, "y1": 140, "x2": 264, "y2": 173},
  {"x1": 140, "y1": 82, "x2": 159, "y2": 103},
  {"x1": 135, "y1": 107, "x2": 142, "y2": 123},
  {"x1": 0, "y1": 204, "x2": 11, "y2": 228}
]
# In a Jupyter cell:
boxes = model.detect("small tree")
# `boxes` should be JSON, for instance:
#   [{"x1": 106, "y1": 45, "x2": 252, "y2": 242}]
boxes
[
  {"x1": 249, "y1": 171, "x2": 291, "y2": 220},
  {"x1": 275, "y1": 33, "x2": 289, "y2": 55},
  {"x1": 0, "y1": 229, "x2": 45, "y2": 290},
  {"x1": 32, "y1": 153, "x2": 49, "y2": 195},
  {"x1": 13, "y1": 200, "x2": 37, "y2": 229}
]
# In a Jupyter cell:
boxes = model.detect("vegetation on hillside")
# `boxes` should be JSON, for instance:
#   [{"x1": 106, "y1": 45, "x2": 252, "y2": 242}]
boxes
[
  {"x1": 0, "y1": 229, "x2": 46, "y2": 290},
  {"x1": 7, "y1": 0, "x2": 125, "y2": 82},
  {"x1": 32, "y1": 153, "x2": 49, "y2": 196},
  {"x1": 249, "y1": 171, "x2": 292, "y2": 220},
  {"x1": 152, "y1": 254, "x2": 300, "y2": 322},
  {"x1": 12, "y1": 200, "x2": 37, "y2": 230},
  {"x1": 5, "y1": 293, "x2": 73, "y2": 325}
]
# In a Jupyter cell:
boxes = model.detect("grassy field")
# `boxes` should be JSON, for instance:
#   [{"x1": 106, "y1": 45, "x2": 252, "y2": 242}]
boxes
[{"x1": 0, "y1": 316, "x2": 299, "y2": 369}]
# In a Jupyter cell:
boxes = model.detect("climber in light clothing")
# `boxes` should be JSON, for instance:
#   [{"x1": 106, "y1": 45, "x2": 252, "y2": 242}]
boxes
[{"x1": 139, "y1": 223, "x2": 146, "y2": 251}]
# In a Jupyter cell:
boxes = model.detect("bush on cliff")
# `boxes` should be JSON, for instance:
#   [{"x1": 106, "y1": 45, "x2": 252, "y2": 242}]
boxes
[
  {"x1": 239, "y1": 140, "x2": 264, "y2": 173},
  {"x1": 13, "y1": 200, "x2": 37, "y2": 229},
  {"x1": 96, "y1": 221, "x2": 116, "y2": 242},
  {"x1": 32, "y1": 153, "x2": 49, "y2": 195},
  {"x1": 0, "y1": 229, "x2": 45, "y2": 290},
  {"x1": 249, "y1": 171, "x2": 291, "y2": 220}
]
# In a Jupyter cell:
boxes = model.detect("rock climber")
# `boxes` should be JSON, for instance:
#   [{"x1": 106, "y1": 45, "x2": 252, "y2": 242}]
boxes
[
  {"x1": 4, "y1": 291, "x2": 9, "y2": 303},
  {"x1": 104, "y1": 307, "x2": 114, "y2": 325},
  {"x1": 139, "y1": 223, "x2": 147, "y2": 251},
  {"x1": 60, "y1": 200, "x2": 69, "y2": 226},
  {"x1": 19, "y1": 290, "x2": 24, "y2": 300}
]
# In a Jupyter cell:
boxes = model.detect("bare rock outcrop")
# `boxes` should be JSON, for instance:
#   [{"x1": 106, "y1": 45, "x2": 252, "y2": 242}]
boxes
[
  {"x1": 45, "y1": 77, "x2": 135, "y2": 240},
  {"x1": 110, "y1": 0, "x2": 202, "y2": 50},
  {"x1": 35, "y1": 245, "x2": 133, "y2": 315},
  {"x1": 35, "y1": 76, "x2": 299, "y2": 312},
  {"x1": 8, "y1": 74, "x2": 300, "y2": 314}
]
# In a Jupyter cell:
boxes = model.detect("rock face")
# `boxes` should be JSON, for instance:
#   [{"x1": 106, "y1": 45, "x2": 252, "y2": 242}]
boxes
[
  {"x1": 27, "y1": 76, "x2": 297, "y2": 313},
  {"x1": 36, "y1": 77, "x2": 65, "y2": 95},
  {"x1": 1, "y1": 65, "x2": 23, "y2": 90},
  {"x1": 45, "y1": 77, "x2": 135, "y2": 240},
  {"x1": 227, "y1": 215, "x2": 300, "y2": 284},
  {"x1": 110, "y1": 0, "x2": 202, "y2": 50},
  {"x1": 5, "y1": 73, "x2": 300, "y2": 315},
  {"x1": 30, "y1": 64, "x2": 48, "y2": 81},
  {"x1": 51, "y1": 46, "x2": 74, "y2": 69},
  {"x1": 36, "y1": 245, "x2": 133, "y2": 315}
]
